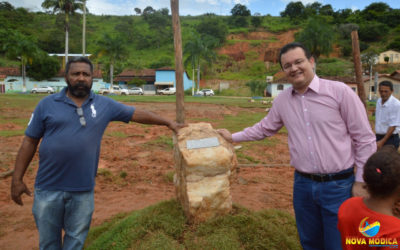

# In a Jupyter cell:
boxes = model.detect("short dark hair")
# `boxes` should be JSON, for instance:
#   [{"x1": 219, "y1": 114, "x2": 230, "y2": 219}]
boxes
[
  {"x1": 363, "y1": 145, "x2": 400, "y2": 199},
  {"x1": 65, "y1": 56, "x2": 93, "y2": 75},
  {"x1": 379, "y1": 80, "x2": 393, "y2": 91},
  {"x1": 278, "y1": 42, "x2": 312, "y2": 68}
]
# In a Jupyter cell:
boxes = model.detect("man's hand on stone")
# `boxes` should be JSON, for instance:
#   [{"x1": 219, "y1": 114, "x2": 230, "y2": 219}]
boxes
[
  {"x1": 168, "y1": 122, "x2": 187, "y2": 134},
  {"x1": 217, "y1": 129, "x2": 233, "y2": 143}
]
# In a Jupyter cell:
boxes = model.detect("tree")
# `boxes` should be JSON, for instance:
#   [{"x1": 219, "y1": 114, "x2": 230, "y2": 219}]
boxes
[
  {"x1": 338, "y1": 23, "x2": 359, "y2": 39},
  {"x1": 142, "y1": 6, "x2": 155, "y2": 16},
  {"x1": 149, "y1": 56, "x2": 172, "y2": 69},
  {"x1": 95, "y1": 34, "x2": 127, "y2": 87},
  {"x1": 27, "y1": 53, "x2": 60, "y2": 81},
  {"x1": 0, "y1": 1, "x2": 14, "y2": 11},
  {"x1": 380, "y1": 9, "x2": 400, "y2": 28},
  {"x1": 334, "y1": 8, "x2": 353, "y2": 23},
  {"x1": 184, "y1": 35, "x2": 216, "y2": 92},
  {"x1": 361, "y1": 49, "x2": 378, "y2": 72},
  {"x1": 362, "y1": 2, "x2": 390, "y2": 21},
  {"x1": 251, "y1": 16, "x2": 262, "y2": 28},
  {"x1": 142, "y1": 7, "x2": 172, "y2": 48},
  {"x1": 3, "y1": 31, "x2": 40, "y2": 92},
  {"x1": 134, "y1": 7, "x2": 141, "y2": 15},
  {"x1": 41, "y1": 0, "x2": 85, "y2": 66},
  {"x1": 246, "y1": 80, "x2": 267, "y2": 96},
  {"x1": 280, "y1": 1, "x2": 305, "y2": 21},
  {"x1": 387, "y1": 37, "x2": 400, "y2": 51},
  {"x1": 196, "y1": 17, "x2": 228, "y2": 46},
  {"x1": 230, "y1": 3, "x2": 250, "y2": 28},
  {"x1": 295, "y1": 17, "x2": 334, "y2": 59},
  {"x1": 304, "y1": 2, "x2": 321, "y2": 17},
  {"x1": 320, "y1": 4, "x2": 334, "y2": 16},
  {"x1": 384, "y1": 56, "x2": 389, "y2": 64},
  {"x1": 358, "y1": 21, "x2": 389, "y2": 42},
  {"x1": 230, "y1": 4, "x2": 251, "y2": 16}
]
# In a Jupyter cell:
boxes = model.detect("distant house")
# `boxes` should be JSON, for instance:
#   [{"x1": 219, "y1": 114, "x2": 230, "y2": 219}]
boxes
[
  {"x1": 115, "y1": 68, "x2": 194, "y2": 95},
  {"x1": 265, "y1": 81, "x2": 292, "y2": 97},
  {"x1": 378, "y1": 50, "x2": 400, "y2": 64},
  {"x1": 0, "y1": 67, "x2": 106, "y2": 93},
  {"x1": 114, "y1": 69, "x2": 156, "y2": 85},
  {"x1": 265, "y1": 72, "x2": 292, "y2": 97}
]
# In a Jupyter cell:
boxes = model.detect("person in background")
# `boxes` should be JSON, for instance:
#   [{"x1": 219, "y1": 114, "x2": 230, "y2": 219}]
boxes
[
  {"x1": 11, "y1": 57, "x2": 184, "y2": 250},
  {"x1": 218, "y1": 42, "x2": 376, "y2": 250},
  {"x1": 375, "y1": 80, "x2": 400, "y2": 150},
  {"x1": 338, "y1": 146, "x2": 400, "y2": 249}
]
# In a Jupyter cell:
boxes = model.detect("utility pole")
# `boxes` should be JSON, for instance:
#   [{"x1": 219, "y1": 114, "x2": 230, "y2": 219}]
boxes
[
  {"x1": 351, "y1": 30, "x2": 367, "y2": 109},
  {"x1": 171, "y1": 0, "x2": 185, "y2": 123},
  {"x1": 192, "y1": 68, "x2": 195, "y2": 96},
  {"x1": 82, "y1": 0, "x2": 86, "y2": 56}
]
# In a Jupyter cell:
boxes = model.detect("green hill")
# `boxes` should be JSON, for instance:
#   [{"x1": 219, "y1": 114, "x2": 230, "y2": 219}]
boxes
[{"x1": 1, "y1": 1, "x2": 399, "y2": 84}]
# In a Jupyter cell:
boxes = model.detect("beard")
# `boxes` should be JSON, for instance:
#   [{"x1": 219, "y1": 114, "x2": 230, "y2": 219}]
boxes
[{"x1": 66, "y1": 79, "x2": 92, "y2": 98}]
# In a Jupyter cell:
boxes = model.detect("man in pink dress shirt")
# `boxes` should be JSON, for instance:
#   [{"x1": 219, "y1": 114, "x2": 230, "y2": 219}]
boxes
[{"x1": 218, "y1": 42, "x2": 376, "y2": 250}]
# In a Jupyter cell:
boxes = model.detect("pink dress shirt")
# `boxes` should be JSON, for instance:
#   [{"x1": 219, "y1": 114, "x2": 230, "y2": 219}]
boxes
[{"x1": 232, "y1": 75, "x2": 376, "y2": 182}]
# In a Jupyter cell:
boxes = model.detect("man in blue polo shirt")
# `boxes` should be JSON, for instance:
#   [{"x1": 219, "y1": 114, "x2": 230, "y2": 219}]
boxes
[{"x1": 11, "y1": 57, "x2": 183, "y2": 250}]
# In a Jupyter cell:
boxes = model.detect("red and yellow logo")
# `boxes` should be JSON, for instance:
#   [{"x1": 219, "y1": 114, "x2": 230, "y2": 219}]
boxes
[{"x1": 344, "y1": 217, "x2": 398, "y2": 248}]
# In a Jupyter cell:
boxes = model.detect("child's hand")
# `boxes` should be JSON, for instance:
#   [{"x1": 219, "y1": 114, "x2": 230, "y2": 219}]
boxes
[{"x1": 393, "y1": 201, "x2": 400, "y2": 218}]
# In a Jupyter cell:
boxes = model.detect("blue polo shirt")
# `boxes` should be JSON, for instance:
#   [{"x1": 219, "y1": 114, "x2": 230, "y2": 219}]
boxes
[{"x1": 25, "y1": 87, "x2": 135, "y2": 191}]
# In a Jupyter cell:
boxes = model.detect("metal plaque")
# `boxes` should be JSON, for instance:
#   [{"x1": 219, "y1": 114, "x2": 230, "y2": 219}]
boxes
[{"x1": 186, "y1": 137, "x2": 220, "y2": 150}]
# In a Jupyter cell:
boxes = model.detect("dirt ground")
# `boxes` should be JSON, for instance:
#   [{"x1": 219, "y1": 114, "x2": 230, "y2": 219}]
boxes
[{"x1": 0, "y1": 102, "x2": 293, "y2": 250}]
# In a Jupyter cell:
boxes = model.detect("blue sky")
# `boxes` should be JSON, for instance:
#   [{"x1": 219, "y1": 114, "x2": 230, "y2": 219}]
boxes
[{"x1": 8, "y1": 0, "x2": 400, "y2": 16}]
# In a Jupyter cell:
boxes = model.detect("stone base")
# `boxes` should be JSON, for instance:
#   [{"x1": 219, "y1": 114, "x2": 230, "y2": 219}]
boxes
[{"x1": 173, "y1": 123, "x2": 237, "y2": 223}]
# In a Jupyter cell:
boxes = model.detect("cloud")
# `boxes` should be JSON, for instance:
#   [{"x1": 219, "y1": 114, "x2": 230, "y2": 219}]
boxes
[
  {"x1": 9, "y1": 0, "x2": 44, "y2": 12},
  {"x1": 351, "y1": 5, "x2": 360, "y2": 12}
]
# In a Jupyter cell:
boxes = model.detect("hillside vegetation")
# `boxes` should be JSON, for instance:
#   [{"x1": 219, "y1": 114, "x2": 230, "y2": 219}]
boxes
[{"x1": 0, "y1": 1, "x2": 399, "y2": 85}]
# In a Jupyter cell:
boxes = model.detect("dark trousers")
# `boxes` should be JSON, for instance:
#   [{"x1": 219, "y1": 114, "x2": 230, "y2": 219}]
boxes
[{"x1": 376, "y1": 133, "x2": 400, "y2": 150}]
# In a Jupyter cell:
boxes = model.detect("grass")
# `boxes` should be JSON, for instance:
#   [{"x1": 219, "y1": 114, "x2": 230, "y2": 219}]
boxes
[
  {"x1": 0, "y1": 94, "x2": 44, "y2": 110},
  {"x1": 105, "y1": 131, "x2": 129, "y2": 138},
  {"x1": 216, "y1": 111, "x2": 268, "y2": 132},
  {"x1": 112, "y1": 95, "x2": 272, "y2": 108},
  {"x1": 0, "y1": 130, "x2": 25, "y2": 137},
  {"x1": 163, "y1": 171, "x2": 175, "y2": 183},
  {"x1": 316, "y1": 58, "x2": 354, "y2": 77},
  {"x1": 143, "y1": 135, "x2": 174, "y2": 149},
  {"x1": 85, "y1": 199, "x2": 301, "y2": 250}
]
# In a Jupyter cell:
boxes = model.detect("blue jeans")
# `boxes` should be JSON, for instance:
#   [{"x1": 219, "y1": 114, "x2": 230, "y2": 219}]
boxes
[
  {"x1": 32, "y1": 189, "x2": 94, "y2": 250},
  {"x1": 293, "y1": 169, "x2": 354, "y2": 250}
]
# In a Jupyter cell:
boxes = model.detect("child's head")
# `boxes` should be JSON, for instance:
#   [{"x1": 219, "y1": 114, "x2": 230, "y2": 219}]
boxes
[{"x1": 363, "y1": 145, "x2": 400, "y2": 199}]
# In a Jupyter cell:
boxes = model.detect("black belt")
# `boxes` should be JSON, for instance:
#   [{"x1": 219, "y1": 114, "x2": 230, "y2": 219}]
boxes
[{"x1": 296, "y1": 169, "x2": 354, "y2": 182}]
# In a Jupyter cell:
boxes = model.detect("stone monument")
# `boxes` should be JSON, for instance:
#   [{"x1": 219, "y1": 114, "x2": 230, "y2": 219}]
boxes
[{"x1": 173, "y1": 123, "x2": 237, "y2": 223}]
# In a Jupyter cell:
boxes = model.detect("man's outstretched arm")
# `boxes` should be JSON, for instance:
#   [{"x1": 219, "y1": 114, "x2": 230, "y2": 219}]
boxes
[{"x1": 131, "y1": 108, "x2": 185, "y2": 134}]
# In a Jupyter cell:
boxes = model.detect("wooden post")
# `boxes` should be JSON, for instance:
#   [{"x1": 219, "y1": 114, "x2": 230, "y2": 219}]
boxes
[
  {"x1": 351, "y1": 30, "x2": 367, "y2": 109},
  {"x1": 171, "y1": 0, "x2": 185, "y2": 123}
]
